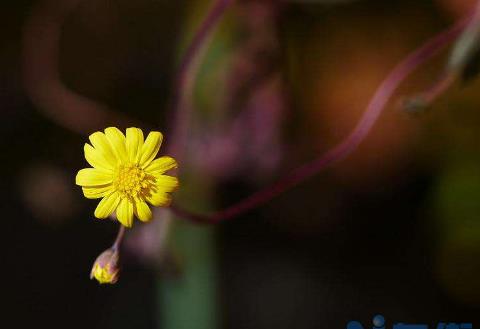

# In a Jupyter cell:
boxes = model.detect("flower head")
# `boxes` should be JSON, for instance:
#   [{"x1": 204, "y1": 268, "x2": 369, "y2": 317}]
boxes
[
  {"x1": 90, "y1": 248, "x2": 119, "y2": 284},
  {"x1": 76, "y1": 127, "x2": 179, "y2": 227}
]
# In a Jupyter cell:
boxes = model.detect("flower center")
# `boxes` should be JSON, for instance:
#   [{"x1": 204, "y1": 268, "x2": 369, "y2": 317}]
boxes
[{"x1": 113, "y1": 163, "x2": 150, "y2": 199}]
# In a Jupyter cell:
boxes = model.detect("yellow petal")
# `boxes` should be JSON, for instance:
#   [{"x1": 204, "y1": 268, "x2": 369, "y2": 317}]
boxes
[
  {"x1": 154, "y1": 175, "x2": 179, "y2": 192},
  {"x1": 76, "y1": 168, "x2": 113, "y2": 186},
  {"x1": 82, "y1": 186, "x2": 113, "y2": 199},
  {"x1": 126, "y1": 127, "x2": 144, "y2": 163},
  {"x1": 94, "y1": 192, "x2": 120, "y2": 219},
  {"x1": 146, "y1": 191, "x2": 171, "y2": 207},
  {"x1": 104, "y1": 127, "x2": 128, "y2": 163},
  {"x1": 134, "y1": 199, "x2": 152, "y2": 222},
  {"x1": 84, "y1": 144, "x2": 114, "y2": 171},
  {"x1": 116, "y1": 198, "x2": 134, "y2": 227},
  {"x1": 88, "y1": 131, "x2": 118, "y2": 166},
  {"x1": 139, "y1": 131, "x2": 163, "y2": 168},
  {"x1": 145, "y1": 156, "x2": 177, "y2": 175}
]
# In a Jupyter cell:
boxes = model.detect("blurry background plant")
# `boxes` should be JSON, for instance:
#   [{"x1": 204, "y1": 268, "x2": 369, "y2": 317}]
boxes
[{"x1": 3, "y1": 0, "x2": 480, "y2": 328}]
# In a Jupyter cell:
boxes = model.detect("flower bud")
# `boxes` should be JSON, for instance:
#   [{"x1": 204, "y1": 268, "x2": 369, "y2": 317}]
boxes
[{"x1": 90, "y1": 248, "x2": 120, "y2": 284}]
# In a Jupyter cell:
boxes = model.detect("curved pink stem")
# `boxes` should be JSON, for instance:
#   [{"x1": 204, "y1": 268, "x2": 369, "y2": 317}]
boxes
[
  {"x1": 22, "y1": 0, "x2": 138, "y2": 135},
  {"x1": 170, "y1": 16, "x2": 471, "y2": 224}
]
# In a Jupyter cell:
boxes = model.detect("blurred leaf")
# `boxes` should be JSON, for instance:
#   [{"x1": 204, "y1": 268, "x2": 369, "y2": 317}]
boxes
[
  {"x1": 432, "y1": 161, "x2": 480, "y2": 304},
  {"x1": 434, "y1": 162, "x2": 480, "y2": 230},
  {"x1": 448, "y1": 19, "x2": 480, "y2": 82},
  {"x1": 461, "y1": 44, "x2": 480, "y2": 82}
]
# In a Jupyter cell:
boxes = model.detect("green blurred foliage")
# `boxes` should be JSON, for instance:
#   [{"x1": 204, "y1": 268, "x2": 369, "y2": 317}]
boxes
[{"x1": 432, "y1": 162, "x2": 480, "y2": 304}]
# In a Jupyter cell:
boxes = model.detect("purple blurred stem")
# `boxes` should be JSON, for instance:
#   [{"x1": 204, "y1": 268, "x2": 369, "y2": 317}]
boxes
[
  {"x1": 170, "y1": 16, "x2": 471, "y2": 224},
  {"x1": 22, "y1": 0, "x2": 139, "y2": 135},
  {"x1": 168, "y1": 0, "x2": 233, "y2": 159},
  {"x1": 112, "y1": 226, "x2": 126, "y2": 251},
  {"x1": 117, "y1": 0, "x2": 233, "y2": 253}
]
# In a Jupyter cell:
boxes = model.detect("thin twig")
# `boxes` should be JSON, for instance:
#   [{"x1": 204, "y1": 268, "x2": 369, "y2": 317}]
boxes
[{"x1": 170, "y1": 15, "x2": 472, "y2": 224}]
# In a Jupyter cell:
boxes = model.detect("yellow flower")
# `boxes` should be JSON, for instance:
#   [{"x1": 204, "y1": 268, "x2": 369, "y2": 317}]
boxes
[
  {"x1": 91, "y1": 263, "x2": 118, "y2": 284},
  {"x1": 76, "y1": 127, "x2": 179, "y2": 227},
  {"x1": 90, "y1": 248, "x2": 119, "y2": 284}
]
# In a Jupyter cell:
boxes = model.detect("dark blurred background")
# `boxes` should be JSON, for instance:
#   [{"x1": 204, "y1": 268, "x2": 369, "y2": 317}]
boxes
[{"x1": 3, "y1": 0, "x2": 480, "y2": 328}]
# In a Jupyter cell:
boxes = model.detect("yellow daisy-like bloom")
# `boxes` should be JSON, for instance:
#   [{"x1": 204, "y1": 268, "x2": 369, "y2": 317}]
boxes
[{"x1": 75, "y1": 127, "x2": 179, "y2": 227}]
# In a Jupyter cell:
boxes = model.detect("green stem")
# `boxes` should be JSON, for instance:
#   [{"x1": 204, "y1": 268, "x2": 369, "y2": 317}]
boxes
[{"x1": 157, "y1": 176, "x2": 218, "y2": 329}]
